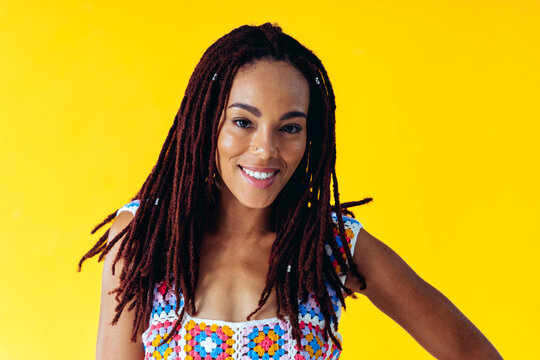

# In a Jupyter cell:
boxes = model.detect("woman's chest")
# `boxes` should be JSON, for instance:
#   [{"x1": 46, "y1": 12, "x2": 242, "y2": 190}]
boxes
[
  {"x1": 141, "y1": 231, "x2": 348, "y2": 359},
  {"x1": 193, "y1": 234, "x2": 282, "y2": 322},
  {"x1": 143, "y1": 280, "x2": 343, "y2": 360}
]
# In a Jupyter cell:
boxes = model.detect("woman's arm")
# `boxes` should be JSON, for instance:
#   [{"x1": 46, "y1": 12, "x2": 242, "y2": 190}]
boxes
[
  {"x1": 96, "y1": 211, "x2": 144, "y2": 359},
  {"x1": 345, "y1": 227, "x2": 502, "y2": 360}
]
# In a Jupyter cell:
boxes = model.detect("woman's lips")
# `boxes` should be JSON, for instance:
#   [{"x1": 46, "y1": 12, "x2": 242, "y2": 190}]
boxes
[
  {"x1": 240, "y1": 165, "x2": 280, "y2": 172},
  {"x1": 239, "y1": 165, "x2": 279, "y2": 189}
]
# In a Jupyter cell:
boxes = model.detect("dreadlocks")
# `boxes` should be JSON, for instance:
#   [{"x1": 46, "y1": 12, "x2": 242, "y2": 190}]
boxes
[{"x1": 78, "y1": 22, "x2": 373, "y2": 351}]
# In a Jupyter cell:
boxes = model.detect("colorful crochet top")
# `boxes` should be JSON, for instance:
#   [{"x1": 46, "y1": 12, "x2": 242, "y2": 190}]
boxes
[{"x1": 116, "y1": 200, "x2": 363, "y2": 360}]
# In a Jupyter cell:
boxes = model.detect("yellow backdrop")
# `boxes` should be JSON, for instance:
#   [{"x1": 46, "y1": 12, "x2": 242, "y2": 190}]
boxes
[{"x1": 1, "y1": 0, "x2": 538, "y2": 359}]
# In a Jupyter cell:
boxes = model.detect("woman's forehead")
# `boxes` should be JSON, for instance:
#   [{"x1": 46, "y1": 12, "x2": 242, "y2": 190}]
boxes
[{"x1": 226, "y1": 60, "x2": 310, "y2": 111}]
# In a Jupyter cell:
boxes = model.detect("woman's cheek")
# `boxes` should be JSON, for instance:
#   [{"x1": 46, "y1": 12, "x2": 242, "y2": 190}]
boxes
[{"x1": 284, "y1": 137, "x2": 307, "y2": 164}]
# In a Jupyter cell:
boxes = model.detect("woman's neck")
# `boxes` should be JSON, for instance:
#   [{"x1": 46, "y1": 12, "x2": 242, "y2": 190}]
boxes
[{"x1": 208, "y1": 185, "x2": 274, "y2": 238}]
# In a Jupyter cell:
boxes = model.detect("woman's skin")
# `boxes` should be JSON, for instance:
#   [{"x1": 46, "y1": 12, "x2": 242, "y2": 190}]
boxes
[{"x1": 96, "y1": 60, "x2": 502, "y2": 359}]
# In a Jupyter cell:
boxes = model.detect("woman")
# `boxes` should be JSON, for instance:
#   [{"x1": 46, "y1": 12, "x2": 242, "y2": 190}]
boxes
[{"x1": 79, "y1": 23, "x2": 502, "y2": 359}]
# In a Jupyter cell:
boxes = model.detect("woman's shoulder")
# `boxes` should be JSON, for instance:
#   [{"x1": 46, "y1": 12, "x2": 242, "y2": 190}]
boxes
[
  {"x1": 330, "y1": 211, "x2": 363, "y2": 231},
  {"x1": 116, "y1": 199, "x2": 141, "y2": 217},
  {"x1": 329, "y1": 211, "x2": 363, "y2": 245}
]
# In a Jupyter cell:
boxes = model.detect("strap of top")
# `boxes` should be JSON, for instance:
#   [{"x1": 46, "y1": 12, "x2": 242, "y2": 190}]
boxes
[
  {"x1": 328, "y1": 212, "x2": 363, "y2": 285},
  {"x1": 116, "y1": 199, "x2": 141, "y2": 217},
  {"x1": 115, "y1": 200, "x2": 363, "y2": 285}
]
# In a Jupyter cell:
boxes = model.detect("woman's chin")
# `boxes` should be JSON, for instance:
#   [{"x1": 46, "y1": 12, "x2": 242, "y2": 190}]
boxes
[{"x1": 237, "y1": 194, "x2": 277, "y2": 210}]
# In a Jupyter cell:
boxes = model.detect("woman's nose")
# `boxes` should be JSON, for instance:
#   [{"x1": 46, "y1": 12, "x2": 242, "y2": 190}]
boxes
[{"x1": 250, "y1": 129, "x2": 277, "y2": 159}]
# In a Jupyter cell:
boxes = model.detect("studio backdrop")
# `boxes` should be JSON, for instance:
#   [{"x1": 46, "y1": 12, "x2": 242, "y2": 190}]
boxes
[{"x1": 1, "y1": 1, "x2": 538, "y2": 359}]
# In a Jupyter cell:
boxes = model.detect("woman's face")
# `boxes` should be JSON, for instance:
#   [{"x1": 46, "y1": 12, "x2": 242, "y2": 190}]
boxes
[{"x1": 215, "y1": 60, "x2": 310, "y2": 209}]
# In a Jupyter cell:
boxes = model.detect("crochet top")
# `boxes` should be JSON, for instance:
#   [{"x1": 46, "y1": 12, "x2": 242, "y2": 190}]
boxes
[{"x1": 116, "y1": 200, "x2": 363, "y2": 360}]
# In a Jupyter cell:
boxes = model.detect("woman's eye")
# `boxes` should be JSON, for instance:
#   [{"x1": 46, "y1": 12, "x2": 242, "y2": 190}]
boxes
[
  {"x1": 281, "y1": 124, "x2": 302, "y2": 134},
  {"x1": 233, "y1": 119, "x2": 251, "y2": 128}
]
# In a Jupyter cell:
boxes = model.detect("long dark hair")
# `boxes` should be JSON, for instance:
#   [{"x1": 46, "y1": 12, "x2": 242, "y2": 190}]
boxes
[{"x1": 78, "y1": 22, "x2": 372, "y2": 350}]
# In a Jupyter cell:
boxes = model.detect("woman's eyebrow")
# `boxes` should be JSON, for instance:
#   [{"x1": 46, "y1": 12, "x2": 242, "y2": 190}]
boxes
[{"x1": 227, "y1": 102, "x2": 307, "y2": 121}]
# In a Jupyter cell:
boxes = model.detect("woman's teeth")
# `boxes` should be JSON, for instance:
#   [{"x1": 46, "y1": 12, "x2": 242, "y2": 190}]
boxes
[{"x1": 241, "y1": 167, "x2": 277, "y2": 180}]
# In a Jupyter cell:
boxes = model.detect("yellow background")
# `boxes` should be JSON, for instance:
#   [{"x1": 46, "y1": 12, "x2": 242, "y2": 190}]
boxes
[{"x1": 1, "y1": 0, "x2": 538, "y2": 358}]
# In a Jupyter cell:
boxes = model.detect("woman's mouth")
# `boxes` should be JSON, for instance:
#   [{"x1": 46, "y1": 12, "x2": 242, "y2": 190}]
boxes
[{"x1": 239, "y1": 166, "x2": 279, "y2": 189}]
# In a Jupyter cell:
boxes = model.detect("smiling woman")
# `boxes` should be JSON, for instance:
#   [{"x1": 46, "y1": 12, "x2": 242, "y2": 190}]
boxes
[{"x1": 78, "y1": 23, "x2": 502, "y2": 359}]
